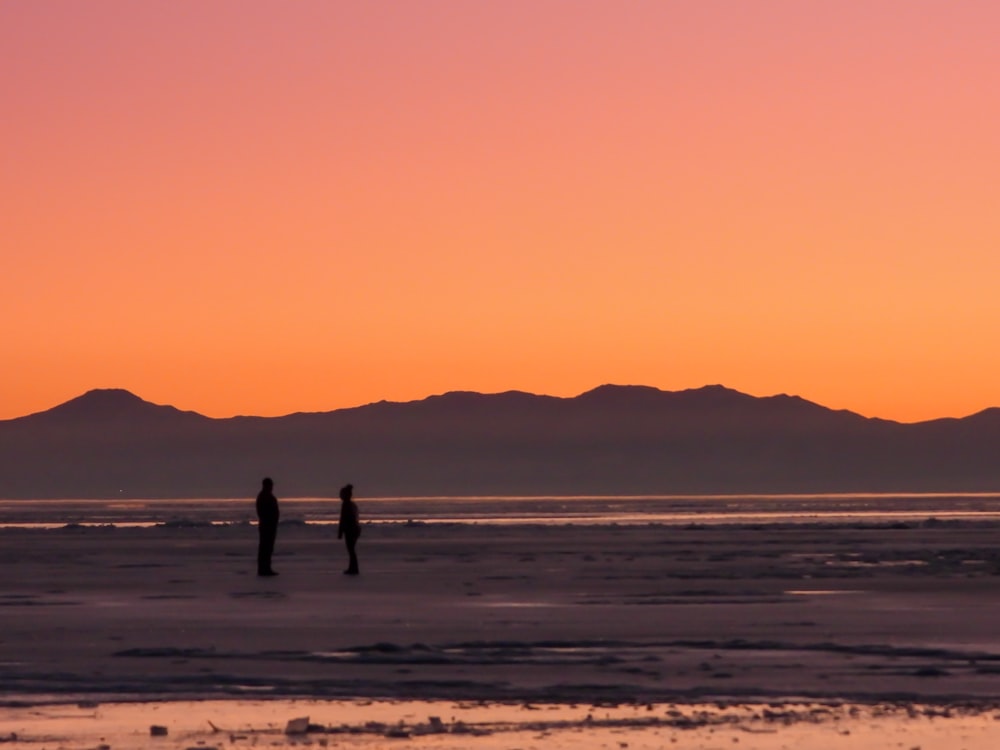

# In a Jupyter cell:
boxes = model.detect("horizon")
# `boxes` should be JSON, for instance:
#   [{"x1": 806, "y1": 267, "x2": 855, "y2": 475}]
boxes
[
  {"x1": 7, "y1": 382, "x2": 1000, "y2": 425},
  {"x1": 6, "y1": 3, "x2": 1000, "y2": 424}
]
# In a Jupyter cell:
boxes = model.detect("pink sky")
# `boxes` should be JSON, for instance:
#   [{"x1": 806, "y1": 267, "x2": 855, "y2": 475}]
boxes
[{"x1": 4, "y1": 2, "x2": 1000, "y2": 422}]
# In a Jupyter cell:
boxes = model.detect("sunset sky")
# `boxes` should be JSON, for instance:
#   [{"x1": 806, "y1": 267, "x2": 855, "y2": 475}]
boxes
[{"x1": 4, "y1": 2, "x2": 1000, "y2": 423}]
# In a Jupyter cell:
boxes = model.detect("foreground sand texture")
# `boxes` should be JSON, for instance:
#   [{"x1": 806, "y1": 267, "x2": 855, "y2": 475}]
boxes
[
  {"x1": 4, "y1": 508, "x2": 1000, "y2": 746},
  {"x1": 6, "y1": 699, "x2": 1000, "y2": 750}
]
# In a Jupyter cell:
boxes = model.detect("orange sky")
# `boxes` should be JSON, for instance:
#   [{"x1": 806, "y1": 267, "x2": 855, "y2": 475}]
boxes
[{"x1": 4, "y1": 2, "x2": 1000, "y2": 423}]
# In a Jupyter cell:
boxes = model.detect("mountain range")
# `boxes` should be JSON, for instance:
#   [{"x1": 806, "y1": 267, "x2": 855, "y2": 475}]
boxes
[{"x1": 1, "y1": 385, "x2": 999, "y2": 498}]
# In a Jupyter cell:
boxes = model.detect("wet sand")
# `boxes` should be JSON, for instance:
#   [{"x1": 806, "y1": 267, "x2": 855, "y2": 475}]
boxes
[
  {"x1": 3, "y1": 514, "x2": 1000, "y2": 745},
  {"x1": 6, "y1": 698, "x2": 1000, "y2": 750}
]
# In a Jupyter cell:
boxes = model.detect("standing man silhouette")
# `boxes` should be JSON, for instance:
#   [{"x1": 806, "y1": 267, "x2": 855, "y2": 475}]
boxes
[
  {"x1": 256, "y1": 477, "x2": 280, "y2": 576},
  {"x1": 338, "y1": 483, "x2": 361, "y2": 575}
]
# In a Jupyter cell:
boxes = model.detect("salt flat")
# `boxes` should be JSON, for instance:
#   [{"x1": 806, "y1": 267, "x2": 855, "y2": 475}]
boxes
[
  {"x1": 3, "y1": 515, "x2": 1000, "y2": 746},
  {"x1": 4, "y1": 517, "x2": 1000, "y2": 702}
]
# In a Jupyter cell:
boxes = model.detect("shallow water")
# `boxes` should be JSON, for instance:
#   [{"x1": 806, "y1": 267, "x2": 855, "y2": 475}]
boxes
[{"x1": 3, "y1": 493, "x2": 1000, "y2": 528}]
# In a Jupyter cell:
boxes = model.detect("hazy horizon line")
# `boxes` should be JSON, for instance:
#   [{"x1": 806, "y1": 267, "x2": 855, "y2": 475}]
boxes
[{"x1": 8, "y1": 382, "x2": 998, "y2": 426}]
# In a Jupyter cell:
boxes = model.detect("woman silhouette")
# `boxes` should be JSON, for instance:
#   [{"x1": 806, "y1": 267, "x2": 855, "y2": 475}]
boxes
[{"x1": 337, "y1": 483, "x2": 361, "y2": 575}]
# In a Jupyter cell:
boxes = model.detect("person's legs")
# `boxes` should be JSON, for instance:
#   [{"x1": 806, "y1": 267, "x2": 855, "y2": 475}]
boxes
[
  {"x1": 258, "y1": 523, "x2": 277, "y2": 575},
  {"x1": 344, "y1": 534, "x2": 359, "y2": 575}
]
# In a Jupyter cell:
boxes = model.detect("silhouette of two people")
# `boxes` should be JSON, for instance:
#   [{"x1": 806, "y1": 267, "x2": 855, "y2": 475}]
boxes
[
  {"x1": 255, "y1": 477, "x2": 360, "y2": 577},
  {"x1": 338, "y1": 483, "x2": 361, "y2": 575},
  {"x1": 255, "y1": 477, "x2": 279, "y2": 576}
]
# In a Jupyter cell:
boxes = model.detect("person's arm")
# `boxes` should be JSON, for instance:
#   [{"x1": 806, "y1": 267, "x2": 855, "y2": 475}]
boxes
[{"x1": 338, "y1": 502, "x2": 346, "y2": 538}]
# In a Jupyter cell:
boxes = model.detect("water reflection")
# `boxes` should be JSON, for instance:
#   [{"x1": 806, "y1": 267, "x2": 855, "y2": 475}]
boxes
[{"x1": 4, "y1": 493, "x2": 1000, "y2": 529}]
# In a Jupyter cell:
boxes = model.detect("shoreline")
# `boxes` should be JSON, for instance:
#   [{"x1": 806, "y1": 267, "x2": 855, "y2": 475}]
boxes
[
  {"x1": 4, "y1": 492, "x2": 1000, "y2": 529},
  {"x1": 6, "y1": 697, "x2": 1000, "y2": 750}
]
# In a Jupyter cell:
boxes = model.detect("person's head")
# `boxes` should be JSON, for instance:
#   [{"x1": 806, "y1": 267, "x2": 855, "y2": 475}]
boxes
[
  {"x1": 262, "y1": 477, "x2": 273, "y2": 490},
  {"x1": 339, "y1": 484, "x2": 353, "y2": 502}
]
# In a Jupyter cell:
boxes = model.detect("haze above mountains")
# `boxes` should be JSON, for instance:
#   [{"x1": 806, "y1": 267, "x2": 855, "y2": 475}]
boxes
[{"x1": 2, "y1": 385, "x2": 999, "y2": 499}]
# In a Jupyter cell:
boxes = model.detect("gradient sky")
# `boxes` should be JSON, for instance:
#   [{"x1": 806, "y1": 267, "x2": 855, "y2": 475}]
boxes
[{"x1": 4, "y1": 2, "x2": 1000, "y2": 423}]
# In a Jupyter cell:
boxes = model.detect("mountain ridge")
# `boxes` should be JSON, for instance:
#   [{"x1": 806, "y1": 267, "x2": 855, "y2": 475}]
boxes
[
  {"x1": 3, "y1": 383, "x2": 942, "y2": 424},
  {"x1": 2, "y1": 384, "x2": 999, "y2": 498}
]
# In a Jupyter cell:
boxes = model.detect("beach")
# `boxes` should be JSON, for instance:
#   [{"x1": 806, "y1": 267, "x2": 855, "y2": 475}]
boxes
[
  {"x1": 7, "y1": 699, "x2": 1000, "y2": 750},
  {"x1": 4, "y1": 497, "x2": 1000, "y2": 746}
]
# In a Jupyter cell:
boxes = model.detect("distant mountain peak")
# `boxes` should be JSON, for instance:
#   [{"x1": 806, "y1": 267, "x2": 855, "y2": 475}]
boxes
[
  {"x1": 693, "y1": 383, "x2": 741, "y2": 393},
  {"x1": 582, "y1": 383, "x2": 662, "y2": 394},
  {"x1": 22, "y1": 388, "x2": 205, "y2": 424},
  {"x1": 681, "y1": 383, "x2": 751, "y2": 399},
  {"x1": 76, "y1": 387, "x2": 144, "y2": 403},
  {"x1": 577, "y1": 384, "x2": 665, "y2": 401}
]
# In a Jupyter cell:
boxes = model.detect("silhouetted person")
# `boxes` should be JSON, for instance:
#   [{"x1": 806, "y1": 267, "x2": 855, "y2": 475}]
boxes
[
  {"x1": 256, "y1": 477, "x2": 279, "y2": 576},
  {"x1": 338, "y1": 483, "x2": 361, "y2": 575}
]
